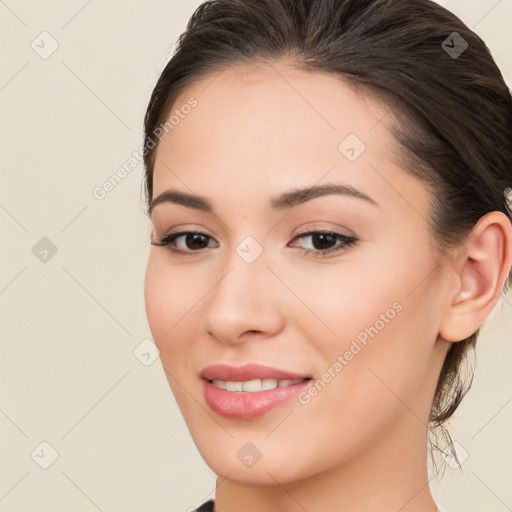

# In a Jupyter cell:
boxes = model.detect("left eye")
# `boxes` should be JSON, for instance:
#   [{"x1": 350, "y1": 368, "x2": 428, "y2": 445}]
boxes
[{"x1": 290, "y1": 231, "x2": 358, "y2": 256}]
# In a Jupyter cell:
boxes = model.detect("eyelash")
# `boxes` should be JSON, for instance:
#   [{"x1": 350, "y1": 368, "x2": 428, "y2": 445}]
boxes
[{"x1": 151, "y1": 229, "x2": 358, "y2": 258}]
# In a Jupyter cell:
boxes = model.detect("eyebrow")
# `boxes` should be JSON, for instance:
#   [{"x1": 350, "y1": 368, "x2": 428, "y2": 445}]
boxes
[{"x1": 149, "y1": 183, "x2": 378, "y2": 215}]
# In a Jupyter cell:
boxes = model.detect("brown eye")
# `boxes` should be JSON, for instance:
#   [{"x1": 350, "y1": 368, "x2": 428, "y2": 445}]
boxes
[
  {"x1": 309, "y1": 232, "x2": 338, "y2": 250},
  {"x1": 183, "y1": 233, "x2": 210, "y2": 250},
  {"x1": 151, "y1": 230, "x2": 218, "y2": 256},
  {"x1": 291, "y1": 231, "x2": 358, "y2": 257}
]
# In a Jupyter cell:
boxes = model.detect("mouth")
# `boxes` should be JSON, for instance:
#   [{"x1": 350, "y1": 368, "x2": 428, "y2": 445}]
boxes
[{"x1": 200, "y1": 364, "x2": 314, "y2": 420}]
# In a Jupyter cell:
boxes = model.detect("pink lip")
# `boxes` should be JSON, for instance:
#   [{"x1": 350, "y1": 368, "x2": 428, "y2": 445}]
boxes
[
  {"x1": 200, "y1": 364, "x2": 313, "y2": 420},
  {"x1": 200, "y1": 363, "x2": 311, "y2": 382},
  {"x1": 203, "y1": 379, "x2": 312, "y2": 420}
]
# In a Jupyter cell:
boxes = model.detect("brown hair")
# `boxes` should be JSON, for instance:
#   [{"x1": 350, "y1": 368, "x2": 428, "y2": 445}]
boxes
[{"x1": 142, "y1": 0, "x2": 512, "y2": 466}]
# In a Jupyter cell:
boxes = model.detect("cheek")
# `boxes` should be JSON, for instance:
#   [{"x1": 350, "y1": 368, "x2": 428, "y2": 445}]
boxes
[
  {"x1": 144, "y1": 256, "x2": 172, "y2": 341},
  {"x1": 143, "y1": 254, "x2": 206, "y2": 404},
  {"x1": 144, "y1": 252, "x2": 204, "y2": 342},
  {"x1": 278, "y1": 256, "x2": 405, "y2": 350},
  {"x1": 292, "y1": 249, "x2": 439, "y2": 418},
  {"x1": 144, "y1": 254, "x2": 202, "y2": 410},
  {"x1": 323, "y1": 284, "x2": 439, "y2": 435},
  {"x1": 280, "y1": 303, "x2": 437, "y2": 479}
]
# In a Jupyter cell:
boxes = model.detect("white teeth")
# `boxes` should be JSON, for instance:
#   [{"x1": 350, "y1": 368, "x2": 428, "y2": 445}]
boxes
[
  {"x1": 242, "y1": 379, "x2": 263, "y2": 392},
  {"x1": 212, "y1": 379, "x2": 227, "y2": 390},
  {"x1": 225, "y1": 381, "x2": 243, "y2": 392},
  {"x1": 261, "y1": 378, "x2": 278, "y2": 390},
  {"x1": 211, "y1": 378, "x2": 305, "y2": 392}
]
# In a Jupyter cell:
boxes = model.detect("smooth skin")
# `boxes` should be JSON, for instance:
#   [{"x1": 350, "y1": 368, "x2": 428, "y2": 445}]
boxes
[{"x1": 144, "y1": 60, "x2": 512, "y2": 512}]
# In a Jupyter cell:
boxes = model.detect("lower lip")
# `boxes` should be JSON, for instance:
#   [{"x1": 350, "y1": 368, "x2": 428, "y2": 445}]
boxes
[{"x1": 203, "y1": 379, "x2": 312, "y2": 420}]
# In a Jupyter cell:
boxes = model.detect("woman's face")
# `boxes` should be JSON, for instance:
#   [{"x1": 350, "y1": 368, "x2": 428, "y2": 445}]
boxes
[{"x1": 144, "y1": 61, "x2": 451, "y2": 485}]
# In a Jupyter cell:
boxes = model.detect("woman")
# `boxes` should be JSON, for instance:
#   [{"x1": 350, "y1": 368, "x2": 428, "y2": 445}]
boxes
[{"x1": 142, "y1": 0, "x2": 512, "y2": 510}]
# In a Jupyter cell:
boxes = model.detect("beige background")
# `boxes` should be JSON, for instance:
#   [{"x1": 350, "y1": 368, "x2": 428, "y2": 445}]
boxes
[{"x1": 0, "y1": 1, "x2": 511, "y2": 511}]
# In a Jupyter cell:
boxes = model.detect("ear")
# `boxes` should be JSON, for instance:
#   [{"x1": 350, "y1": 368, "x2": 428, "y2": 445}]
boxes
[{"x1": 439, "y1": 211, "x2": 512, "y2": 342}]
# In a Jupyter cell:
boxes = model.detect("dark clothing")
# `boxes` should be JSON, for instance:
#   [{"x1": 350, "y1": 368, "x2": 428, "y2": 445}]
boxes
[{"x1": 195, "y1": 499, "x2": 215, "y2": 511}]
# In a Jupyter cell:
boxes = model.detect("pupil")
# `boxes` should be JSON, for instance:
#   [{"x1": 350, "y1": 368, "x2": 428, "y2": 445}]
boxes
[
  {"x1": 312, "y1": 233, "x2": 335, "y2": 250},
  {"x1": 187, "y1": 233, "x2": 207, "y2": 249}
]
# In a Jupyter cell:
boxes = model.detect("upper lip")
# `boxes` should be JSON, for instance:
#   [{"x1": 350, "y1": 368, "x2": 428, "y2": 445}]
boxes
[{"x1": 200, "y1": 364, "x2": 312, "y2": 382}]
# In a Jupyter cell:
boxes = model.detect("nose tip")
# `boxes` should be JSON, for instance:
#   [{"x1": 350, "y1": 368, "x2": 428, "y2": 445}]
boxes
[{"x1": 201, "y1": 261, "x2": 284, "y2": 346}]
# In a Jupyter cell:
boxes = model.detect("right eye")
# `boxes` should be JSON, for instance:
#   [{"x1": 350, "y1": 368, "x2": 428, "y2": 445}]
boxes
[{"x1": 151, "y1": 231, "x2": 219, "y2": 257}]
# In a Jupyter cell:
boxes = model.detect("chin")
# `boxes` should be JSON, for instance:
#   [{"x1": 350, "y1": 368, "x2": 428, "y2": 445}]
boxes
[
  {"x1": 196, "y1": 440, "x2": 319, "y2": 486},
  {"x1": 207, "y1": 458, "x2": 298, "y2": 485}
]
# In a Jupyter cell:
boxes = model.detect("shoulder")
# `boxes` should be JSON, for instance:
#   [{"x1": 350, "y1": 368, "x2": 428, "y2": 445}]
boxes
[{"x1": 194, "y1": 498, "x2": 215, "y2": 512}]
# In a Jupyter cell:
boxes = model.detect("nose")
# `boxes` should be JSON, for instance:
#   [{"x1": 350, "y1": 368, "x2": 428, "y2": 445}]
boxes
[{"x1": 201, "y1": 251, "x2": 285, "y2": 346}]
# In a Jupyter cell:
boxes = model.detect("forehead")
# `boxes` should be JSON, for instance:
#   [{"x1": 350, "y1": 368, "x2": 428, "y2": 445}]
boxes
[
  {"x1": 151, "y1": 61, "x2": 426, "y2": 217},
  {"x1": 160, "y1": 61, "x2": 393, "y2": 158}
]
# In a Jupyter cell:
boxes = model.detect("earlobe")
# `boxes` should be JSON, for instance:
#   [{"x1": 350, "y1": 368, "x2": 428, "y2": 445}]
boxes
[{"x1": 439, "y1": 211, "x2": 512, "y2": 343}]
